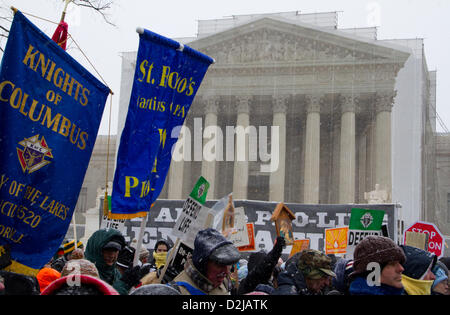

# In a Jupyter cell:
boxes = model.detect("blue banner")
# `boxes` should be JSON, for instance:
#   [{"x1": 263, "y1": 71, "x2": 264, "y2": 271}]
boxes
[
  {"x1": 111, "y1": 29, "x2": 213, "y2": 219},
  {"x1": 0, "y1": 11, "x2": 109, "y2": 275}
]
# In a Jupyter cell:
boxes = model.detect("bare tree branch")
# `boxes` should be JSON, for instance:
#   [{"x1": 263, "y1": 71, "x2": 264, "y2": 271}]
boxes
[
  {"x1": 0, "y1": 24, "x2": 9, "y2": 33},
  {"x1": 72, "y1": 0, "x2": 116, "y2": 26}
]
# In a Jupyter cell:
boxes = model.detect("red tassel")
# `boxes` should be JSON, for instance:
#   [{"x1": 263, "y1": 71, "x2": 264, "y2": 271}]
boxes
[{"x1": 51, "y1": 21, "x2": 68, "y2": 51}]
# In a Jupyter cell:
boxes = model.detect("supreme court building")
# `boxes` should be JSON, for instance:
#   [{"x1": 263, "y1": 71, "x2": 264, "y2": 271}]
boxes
[{"x1": 113, "y1": 11, "x2": 437, "y2": 231}]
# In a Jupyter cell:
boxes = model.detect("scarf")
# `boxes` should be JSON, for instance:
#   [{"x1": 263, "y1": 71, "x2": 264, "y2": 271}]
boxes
[
  {"x1": 401, "y1": 274, "x2": 433, "y2": 295},
  {"x1": 153, "y1": 251, "x2": 167, "y2": 269},
  {"x1": 184, "y1": 258, "x2": 216, "y2": 293}
]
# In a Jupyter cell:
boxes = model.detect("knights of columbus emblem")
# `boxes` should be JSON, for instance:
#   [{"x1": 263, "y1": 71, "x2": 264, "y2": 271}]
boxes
[
  {"x1": 17, "y1": 135, "x2": 53, "y2": 174},
  {"x1": 360, "y1": 213, "x2": 374, "y2": 229}
]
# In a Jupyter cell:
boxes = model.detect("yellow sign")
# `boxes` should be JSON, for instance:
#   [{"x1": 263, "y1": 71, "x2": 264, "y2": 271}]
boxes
[
  {"x1": 325, "y1": 227, "x2": 349, "y2": 255},
  {"x1": 289, "y1": 239, "x2": 310, "y2": 258}
]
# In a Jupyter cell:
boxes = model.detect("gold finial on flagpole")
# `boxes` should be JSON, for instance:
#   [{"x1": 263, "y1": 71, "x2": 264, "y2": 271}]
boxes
[{"x1": 11, "y1": 6, "x2": 18, "y2": 14}]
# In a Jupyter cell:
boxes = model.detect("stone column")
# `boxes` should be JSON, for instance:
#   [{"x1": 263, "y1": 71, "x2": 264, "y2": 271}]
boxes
[
  {"x1": 339, "y1": 94, "x2": 356, "y2": 203},
  {"x1": 269, "y1": 95, "x2": 288, "y2": 202},
  {"x1": 358, "y1": 131, "x2": 367, "y2": 203},
  {"x1": 201, "y1": 96, "x2": 219, "y2": 199},
  {"x1": 233, "y1": 96, "x2": 251, "y2": 200},
  {"x1": 303, "y1": 94, "x2": 321, "y2": 204},
  {"x1": 374, "y1": 91, "x2": 396, "y2": 202},
  {"x1": 168, "y1": 123, "x2": 188, "y2": 199}
]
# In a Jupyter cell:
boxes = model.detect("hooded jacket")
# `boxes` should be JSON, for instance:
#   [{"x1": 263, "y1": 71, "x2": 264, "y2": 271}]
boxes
[
  {"x1": 400, "y1": 245, "x2": 437, "y2": 295},
  {"x1": 84, "y1": 229, "x2": 129, "y2": 294}
]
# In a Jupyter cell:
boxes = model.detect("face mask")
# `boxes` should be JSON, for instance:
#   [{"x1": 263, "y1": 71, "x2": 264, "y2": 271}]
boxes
[{"x1": 153, "y1": 251, "x2": 167, "y2": 269}]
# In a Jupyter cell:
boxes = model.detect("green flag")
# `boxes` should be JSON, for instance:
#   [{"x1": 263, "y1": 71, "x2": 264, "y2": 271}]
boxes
[
  {"x1": 189, "y1": 176, "x2": 210, "y2": 205},
  {"x1": 349, "y1": 208, "x2": 385, "y2": 231}
]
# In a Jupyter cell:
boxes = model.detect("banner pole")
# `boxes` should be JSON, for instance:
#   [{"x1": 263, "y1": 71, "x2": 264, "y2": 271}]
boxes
[
  {"x1": 132, "y1": 212, "x2": 149, "y2": 267},
  {"x1": 60, "y1": 0, "x2": 72, "y2": 22},
  {"x1": 72, "y1": 213, "x2": 77, "y2": 249}
]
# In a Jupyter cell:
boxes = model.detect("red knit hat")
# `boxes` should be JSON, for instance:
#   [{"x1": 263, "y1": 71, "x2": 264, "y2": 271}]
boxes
[
  {"x1": 36, "y1": 267, "x2": 61, "y2": 293},
  {"x1": 41, "y1": 275, "x2": 119, "y2": 295}
]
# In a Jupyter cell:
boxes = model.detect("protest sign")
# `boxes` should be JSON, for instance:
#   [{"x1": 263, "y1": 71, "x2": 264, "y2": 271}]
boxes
[
  {"x1": 404, "y1": 221, "x2": 444, "y2": 257},
  {"x1": 237, "y1": 223, "x2": 256, "y2": 252},
  {"x1": 228, "y1": 207, "x2": 249, "y2": 247},
  {"x1": 121, "y1": 201, "x2": 397, "y2": 258},
  {"x1": 111, "y1": 28, "x2": 213, "y2": 219},
  {"x1": 271, "y1": 203, "x2": 296, "y2": 245},
  {"x1": 171, "y1": 178, "x2": 211, "y2": 248},
  {"x1": 289, "y1": 239, "x2": 310, "y2": 258},
  {"x1": 0, "y1": 11, "x2": 109, "y2": 275},
  {"x1": 325, "y1": 227, "x2": 349, "y2": 255},
  {"x1": 171, "y1": 241, "x2": 193, "y2": 275},
  {"x1": 404, "y1": 231, "x2": 429, "y2": 251},
  {"x1": 346, "y1": 208, "x2": 385, "y2": 258},
  {"x1": 100, "y1": 195, "x2": 125, "y2": 232}
]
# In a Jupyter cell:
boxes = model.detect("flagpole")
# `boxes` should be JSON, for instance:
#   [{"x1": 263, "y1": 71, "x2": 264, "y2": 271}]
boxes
[
  {"x1": 72, "y1": 214, "x2": 77, "y2": 249},
  {"x1": 60, "y1": 0, "x2": 73, "y2": 22},
  {"x1": 132, "y1": 212, "x2": 149, "y2": 267}
]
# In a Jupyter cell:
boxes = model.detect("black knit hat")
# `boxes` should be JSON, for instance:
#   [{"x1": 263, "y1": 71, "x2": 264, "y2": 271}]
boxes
[{"x1": 351, "y1": 236, "x2": 406, "y2": 276}]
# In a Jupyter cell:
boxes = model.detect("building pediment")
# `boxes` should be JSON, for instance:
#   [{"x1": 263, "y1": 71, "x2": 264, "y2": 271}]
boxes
[{"x1": 188, "y1": 17, "x2": 410, "y2": 67}]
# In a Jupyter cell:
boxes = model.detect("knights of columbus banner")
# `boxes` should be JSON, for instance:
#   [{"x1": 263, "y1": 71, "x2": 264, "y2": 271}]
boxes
[
  {"x1": 0, "y1": 11, "x2": 109, "y2": 275},
  {"x1": 110, "y1": 29, "x2": 213, "y2": 219}
]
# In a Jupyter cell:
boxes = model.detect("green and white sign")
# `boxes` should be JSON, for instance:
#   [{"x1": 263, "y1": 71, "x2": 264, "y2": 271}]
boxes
[
  {"x1": 346, "y1": 208, "x2": 385, "y2": 258},
  {"x1": 171, "y1": 177, "x2": 211, "y2": 248},
  {"x1": 189, "y1": 176, "x2": 210, "y2": 204}
]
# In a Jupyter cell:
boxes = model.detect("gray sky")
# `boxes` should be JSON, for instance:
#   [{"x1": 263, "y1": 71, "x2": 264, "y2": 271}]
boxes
[{"x1": 3, "y1": 0, "x2": 450, "y2": 134}]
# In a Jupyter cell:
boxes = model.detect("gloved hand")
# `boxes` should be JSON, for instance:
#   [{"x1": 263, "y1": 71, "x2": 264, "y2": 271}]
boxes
[
  {"x1": 121, "y1": 266, "x2": 142, "y2": 288},
  {"x1": 275, "y1": 236, "x2": 286, "y2": 249},
  {"x1": 156, "y1": 265, "x2": 179, "y2": 284}
]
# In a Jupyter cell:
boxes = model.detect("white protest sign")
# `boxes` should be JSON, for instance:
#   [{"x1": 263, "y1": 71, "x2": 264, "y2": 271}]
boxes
[
  {"x1": 100, "y1": 215, "x2": 126, "y2": 233},
  {"x1": 228, "y1": 207, "x2": 249, "y2": 247},
  {"x1": 171, "y1": 196, "x2": 211, "y2": 248}
]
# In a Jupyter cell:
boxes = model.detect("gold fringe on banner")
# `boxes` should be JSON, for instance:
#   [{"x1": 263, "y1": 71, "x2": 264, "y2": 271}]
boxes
[{"x1": 3, "y1": 260, "x2": 40, "y2": 277}]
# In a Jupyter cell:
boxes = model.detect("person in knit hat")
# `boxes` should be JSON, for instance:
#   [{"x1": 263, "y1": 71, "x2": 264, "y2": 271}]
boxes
[
  {"x1": 349, "y1": 236, "x2": 406, "y2": 295},
  {"x1": 274, "y1": 249, "x2": 336, "y2": 295},
  {"x1": 41, "y1": 275, "x2": 119, "y2": 295},
  {"x1": 431, "y1": 261, "x2": 449, "y2": 295},
  {"x1": 50, "y1": 240, "x2": 84, "y2": 272},
  {"x1": 60, "y1": 259, "x2": 100, "y2": 279},
  {"x1": 63, "y1": 240, "x2": 84, "y2": 260},
  {"x1": 36, "y1": 267, "x2": 61, "y2": 293},
  {"x1": 400, "y1": 245, "x2": 437, "y2": 295},
  {"x1": 172, "y1": 228, "x2": 241, "y2": 295}
]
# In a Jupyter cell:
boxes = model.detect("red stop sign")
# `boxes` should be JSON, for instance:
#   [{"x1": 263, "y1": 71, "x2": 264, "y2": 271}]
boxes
[{"x1": 404, "y1": 221, "x2": 444, "y2": 258}]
